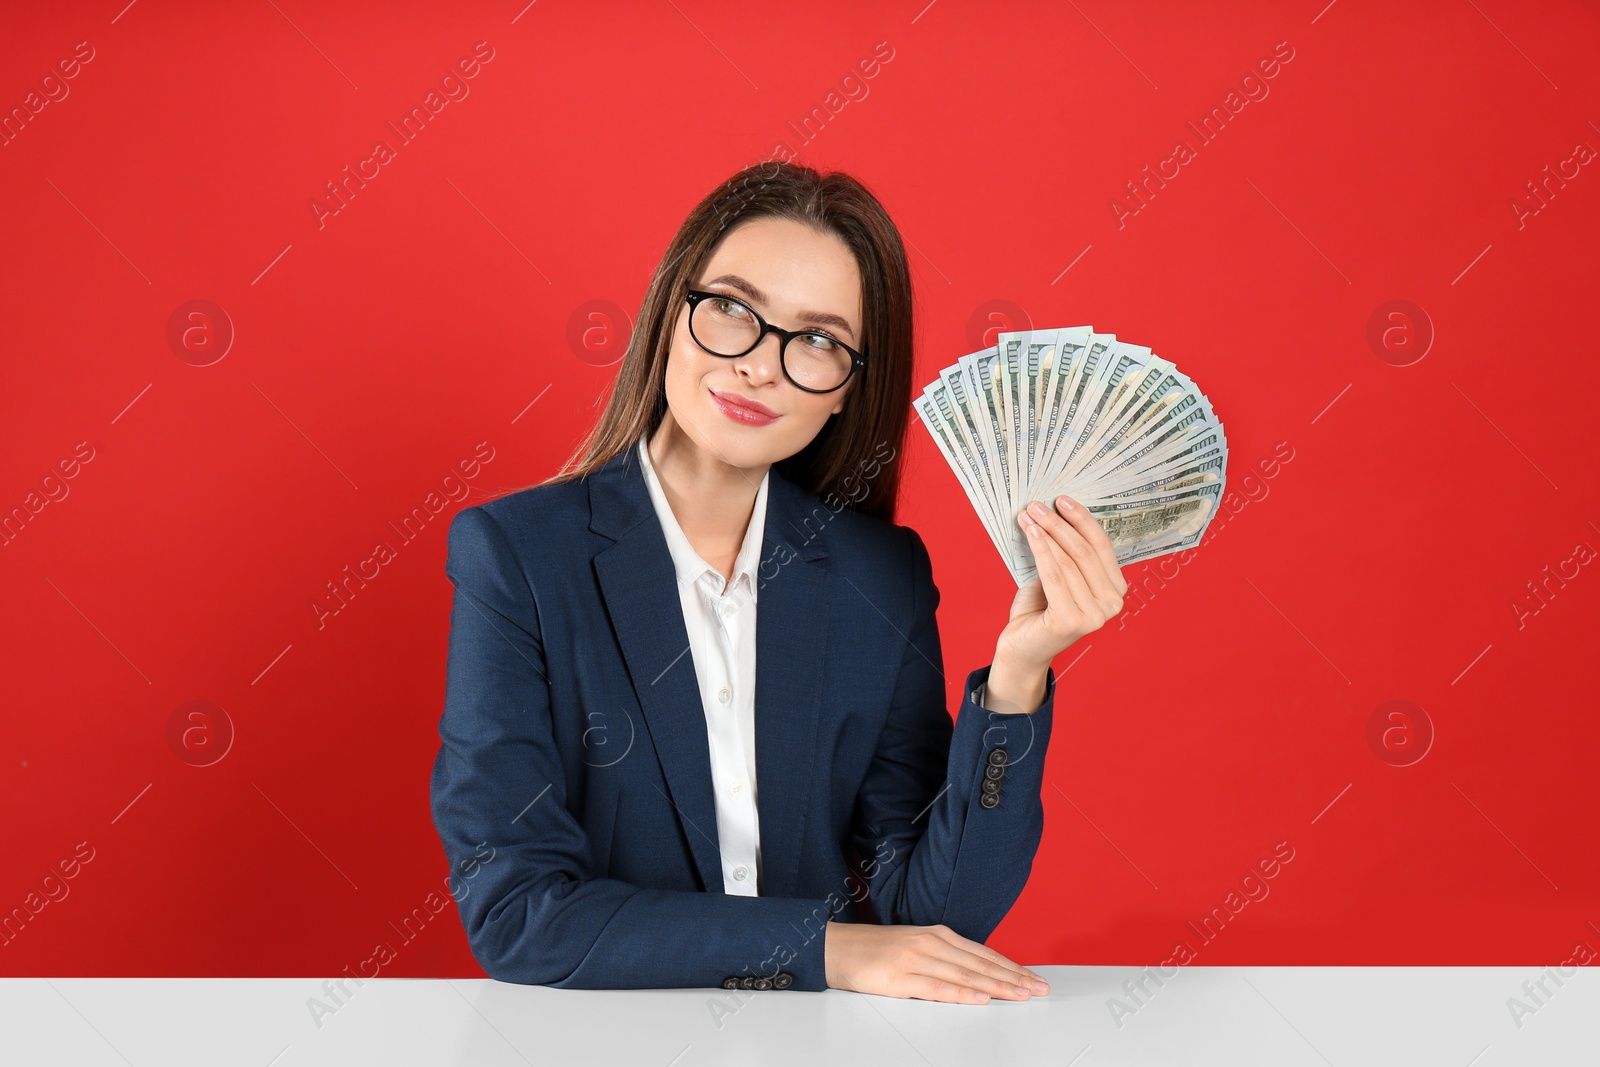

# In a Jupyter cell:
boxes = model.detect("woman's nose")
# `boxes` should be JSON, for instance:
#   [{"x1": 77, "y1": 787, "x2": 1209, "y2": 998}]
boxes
[{"x1": 734, "y1": 333, "x2": 784, "y2": 382}]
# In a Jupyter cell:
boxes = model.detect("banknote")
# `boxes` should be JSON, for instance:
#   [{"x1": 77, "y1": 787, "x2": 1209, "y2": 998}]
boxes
[{"x1": 918, "y1": 326, "x2": 1228, "y2": 586}]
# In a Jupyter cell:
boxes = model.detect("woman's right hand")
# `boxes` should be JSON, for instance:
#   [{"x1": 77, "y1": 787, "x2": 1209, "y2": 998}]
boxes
[{"x1": 823, "y1": 921, "x2": 1051, "y2": 1003}]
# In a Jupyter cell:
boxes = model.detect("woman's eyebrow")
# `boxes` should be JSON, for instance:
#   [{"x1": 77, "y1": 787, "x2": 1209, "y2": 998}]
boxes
[{"x1": 701, "y1": 273, "x2": 856, "y2": 341}]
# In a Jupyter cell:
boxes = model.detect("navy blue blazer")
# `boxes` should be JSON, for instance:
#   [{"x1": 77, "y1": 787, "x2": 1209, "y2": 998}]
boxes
[{"x1": 429, "y1": 444, "x2": 1058, "y2": 991}]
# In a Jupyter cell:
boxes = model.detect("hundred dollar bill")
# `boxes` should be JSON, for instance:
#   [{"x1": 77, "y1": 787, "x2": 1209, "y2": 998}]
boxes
[
  {"x1": 915, "y1": 387, "x2": 1010, "y2": 567},
  {"x1": 917, "y1": 323, "x2": 1228, "y2": 584},
  {"x1": 1083, "y1": 481, "x2": 1222, "y2": 564}
]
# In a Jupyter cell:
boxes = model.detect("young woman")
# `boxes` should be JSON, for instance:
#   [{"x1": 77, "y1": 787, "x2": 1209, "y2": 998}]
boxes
[{"x1": 429, "y1": 161, "x2": 1129, "y2": 1004}]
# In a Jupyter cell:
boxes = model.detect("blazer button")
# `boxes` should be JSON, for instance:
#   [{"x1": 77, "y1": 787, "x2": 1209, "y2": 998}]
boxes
[
  {"x1": 773, "y1": 972, "x2": 794, "y2": 989},
  {"x1": 981, "y1": 777, "x2": 1001, "y2": 795},
  {"x1": 721, "y1": 976, "x2": 740, "y2": 989},
  {"x1": 987, "y1": 748, "x2": 1009, "y2": 767},
  {"x1": 984, "y1": 763, "x2": 1005, "y2": 781},
  {"x1": 754, "y1": 976, "x2": 773, "y2": 990},
  {"x1": 980, "y1": 791, "x2": 1001, "y2": 809},
  {"x1": 738, "y1": 975, "x2": 756, "y2": 989}
]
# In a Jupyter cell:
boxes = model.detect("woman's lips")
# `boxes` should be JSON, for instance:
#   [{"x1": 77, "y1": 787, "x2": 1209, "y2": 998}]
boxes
[{"x1": 710, "y1": 389, "x2": 780, "y2": 426}]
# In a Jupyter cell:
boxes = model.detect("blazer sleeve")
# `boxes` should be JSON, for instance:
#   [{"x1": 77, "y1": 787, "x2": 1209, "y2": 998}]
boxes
[
  {"x1": 430, "y1": 506, "x2": 838, "y2": 991},
  {"x1": 846, "y1": 525, "x2": 1057, "y2": 942}
]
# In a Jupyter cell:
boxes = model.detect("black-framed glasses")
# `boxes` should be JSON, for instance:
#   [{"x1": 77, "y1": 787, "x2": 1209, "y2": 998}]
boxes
[{"x1": 684, "y1": 289, "x2": 866, "y2": 394}]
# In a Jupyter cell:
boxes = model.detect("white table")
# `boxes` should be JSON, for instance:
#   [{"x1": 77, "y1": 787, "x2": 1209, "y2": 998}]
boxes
[{"x1": 3, "y1": 967, "x2": 1592, "y2": 1065}]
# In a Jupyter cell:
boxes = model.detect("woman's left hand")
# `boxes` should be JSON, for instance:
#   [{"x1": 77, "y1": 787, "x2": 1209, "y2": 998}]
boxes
[{"x1": 996, "y1": 495, "x2": 1130, "y2": 672}]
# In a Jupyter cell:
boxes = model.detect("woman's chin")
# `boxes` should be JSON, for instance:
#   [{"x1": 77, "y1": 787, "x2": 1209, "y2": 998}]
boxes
[{"x1": 705, "y1": 434, "x2": 786, "y2": 472}]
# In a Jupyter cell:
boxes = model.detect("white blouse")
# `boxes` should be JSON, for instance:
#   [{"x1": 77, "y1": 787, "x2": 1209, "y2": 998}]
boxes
[{"x1": 635, "y1": 437, "x2": 771, "y2": 896}]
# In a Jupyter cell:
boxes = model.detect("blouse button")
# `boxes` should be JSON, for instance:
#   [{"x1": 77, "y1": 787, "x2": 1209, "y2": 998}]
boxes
[
  {"x1": 718, "y1": 687, "x2": 732, "y2": 704},
  {"x1": 732, "y1": 866, "x2": 748, "y2": 881}
]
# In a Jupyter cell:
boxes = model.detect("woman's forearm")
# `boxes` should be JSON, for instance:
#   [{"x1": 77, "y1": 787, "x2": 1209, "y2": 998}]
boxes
[{"x1": 980, "y1": 650, "x2": 1051, "y2": 715}]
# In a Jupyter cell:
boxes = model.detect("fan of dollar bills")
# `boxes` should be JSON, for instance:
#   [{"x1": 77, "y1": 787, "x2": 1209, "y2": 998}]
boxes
[{"x1": 914, "y1": 325, "x2": 1227, "y2": 587}]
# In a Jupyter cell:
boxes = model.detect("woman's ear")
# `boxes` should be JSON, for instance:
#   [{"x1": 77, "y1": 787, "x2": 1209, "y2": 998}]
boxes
[{"x1": 830, "y1": 382, "x2": 849, "y2": 416}]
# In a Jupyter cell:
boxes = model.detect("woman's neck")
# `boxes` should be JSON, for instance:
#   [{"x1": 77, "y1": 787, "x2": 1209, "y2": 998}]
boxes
[{"x1": 646, "y1": 419, "x2": 769, "y2": 581}]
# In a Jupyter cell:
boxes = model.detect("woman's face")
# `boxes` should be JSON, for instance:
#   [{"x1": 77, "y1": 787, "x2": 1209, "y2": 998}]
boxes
[{"x1": 661, "y1": 215, "x2": 862, "y2": 472}]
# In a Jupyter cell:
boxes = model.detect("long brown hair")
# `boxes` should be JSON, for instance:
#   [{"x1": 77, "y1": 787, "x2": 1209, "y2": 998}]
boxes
[{"x1": 538, "y1": 159, "x2": 913, "y2": 524}]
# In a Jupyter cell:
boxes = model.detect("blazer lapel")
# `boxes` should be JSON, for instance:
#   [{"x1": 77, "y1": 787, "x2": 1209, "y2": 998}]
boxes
[
  {"x1": 750, "y1": 470, "x2": 830, "y2": 899},
  {"x1": 588, "y1": 444, "x2": 831, "y2": 898}
]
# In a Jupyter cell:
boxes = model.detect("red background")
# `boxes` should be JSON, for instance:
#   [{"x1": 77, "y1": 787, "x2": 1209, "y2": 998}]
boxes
[{"x1": 3, "y1": 0, "x2": 1596, "y2": 978}]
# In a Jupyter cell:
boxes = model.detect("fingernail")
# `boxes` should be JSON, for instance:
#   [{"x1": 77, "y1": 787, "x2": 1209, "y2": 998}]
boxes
[
  {"x1": 1013, "y1": 985, "x2": 1032, "y2": 997},
  {"x1": 1057, "y1": 496, "x2": 1074, "y2": 510},
  {"x1": 1029, "y1": 501, "x2": 1048, "y2": 517},
  {"x1": 975, "y1": 991, "x2": 989, "y2": 1002},
  {"x1": 1032, "y1": 978, "x2": 1050, "y2": 992},
  {"x1": 1019, "y1": 509, "x2": 1036, "y2": 527}
]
